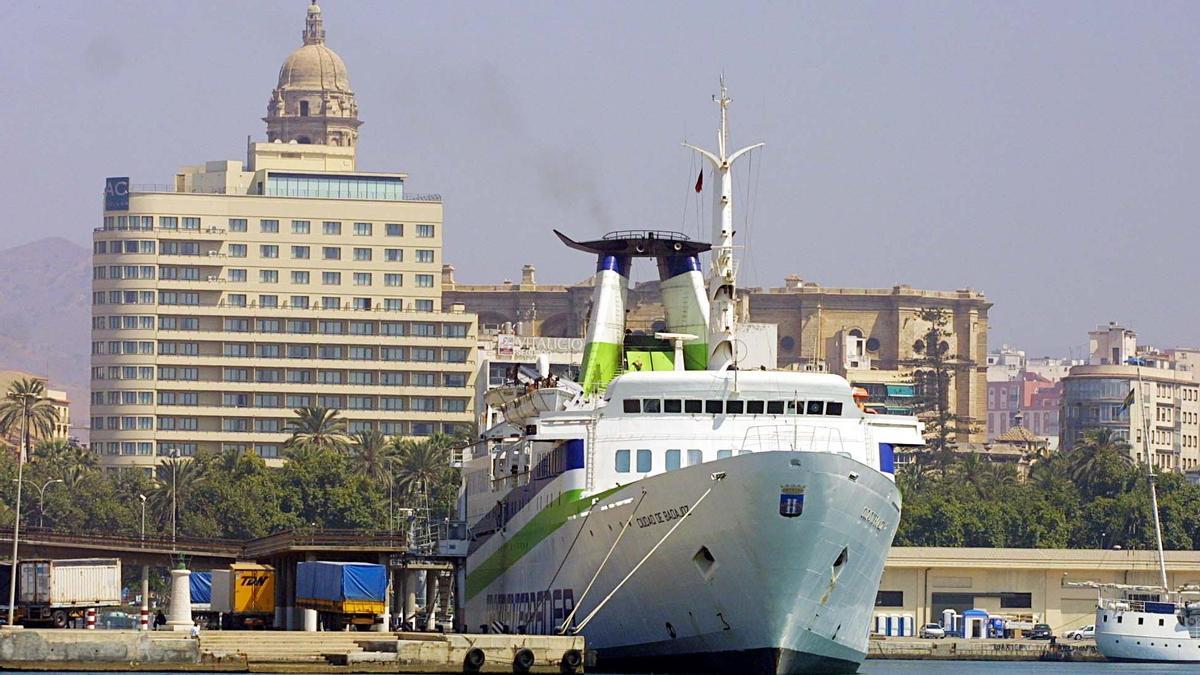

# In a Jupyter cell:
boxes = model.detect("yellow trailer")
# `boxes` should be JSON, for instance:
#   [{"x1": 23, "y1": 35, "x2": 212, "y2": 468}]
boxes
[{"x1": 211, "y1": 563, "x2": 275, "y2": 629}]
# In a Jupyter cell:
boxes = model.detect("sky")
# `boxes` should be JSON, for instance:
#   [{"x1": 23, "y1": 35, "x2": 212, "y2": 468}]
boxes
[{"x1": 2, "y1": 0, "x2": 1199, "y2": 357}]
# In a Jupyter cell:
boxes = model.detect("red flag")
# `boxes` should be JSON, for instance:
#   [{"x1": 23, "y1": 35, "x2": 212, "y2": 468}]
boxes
[{"x1": 694, "y1": 168, "x2": 703, "y2": 193}]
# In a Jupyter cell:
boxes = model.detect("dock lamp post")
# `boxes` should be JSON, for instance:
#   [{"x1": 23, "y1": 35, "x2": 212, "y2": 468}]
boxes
[
  {"x1": 169, "y1": 449, "x2": 180, "y2": 549},
  {"x1": 11, "y1": 478, "x2": 64, "y2": 529},
  {"x1": 6, "y1": 408, "x2": 30, "y2": 628},
  {"x1": 139, "y1": 494, "x2": 147, "y2": 543}
]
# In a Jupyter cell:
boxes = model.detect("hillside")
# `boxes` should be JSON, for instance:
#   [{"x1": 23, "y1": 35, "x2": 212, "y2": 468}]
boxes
[{"x1": 0, "y1": 237, "x2": 91, "y2": 437}]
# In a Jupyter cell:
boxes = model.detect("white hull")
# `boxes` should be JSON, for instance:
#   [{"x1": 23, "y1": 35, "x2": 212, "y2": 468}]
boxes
[
  {"x1": 465, "y1": 451, "x2": 900, "y2": 674},
  {"x1": 1094, "y1": 605, "x2": 1200, "y2": 663}
]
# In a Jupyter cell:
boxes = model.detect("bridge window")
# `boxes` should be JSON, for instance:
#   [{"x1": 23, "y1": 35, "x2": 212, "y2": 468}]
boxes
[
  {"x1": 726, "y1": 400, "x2": 745, "y2": 414},
  {"x1": 717, "y1": 449, "x2": 733, "y2": 459},
  {"x1": 664, "y1": 399, "x2": 682, "y2": 413},
  {"x1": 787, "y1": 401, "x2": 801, "y2": 414},
  {"x1": 643, "y1": 398, "x2": 661, "y2": 413},
  {"x1": 807, "y1": 401, "x2": 825, "y2": 415},
  {"x1": 684, "y1": 400, "x2": 702, "y2": 413},
  {"x1": 687, "y1": 449, "x2": 703, "y2": 466},
  {"x1": 623, "y1": 399, "x2": 640, "y2": 414},
  {"x1": 705, "y1": 400, "x2": 723, "y2": 414},
  {"x1": 826, "y1": 402, "x2": 844, "y2": 416},
  {"x1": 615, "y1": 449, "x2": 631, "y2": 473},
  {"x1": 767, "y1": 401, "x2": 785, "y2": 414},
  {"x1": 747, "y1": 400, "x2": 765, "y2": 414},
  {"x1": 636, "y1": 449, "x2": 652, "y2": 472},
  {"x1": 666, "y1": 449, "x2": 681, "y2": 471}
]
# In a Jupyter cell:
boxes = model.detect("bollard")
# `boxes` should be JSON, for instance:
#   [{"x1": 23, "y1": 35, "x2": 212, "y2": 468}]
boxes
[
  {"x1": 86, "y1": 607, "x2": 97, "y2": 630},
  {"x1": 140, "y1": 608, "x2": 150, "y2": 631}
]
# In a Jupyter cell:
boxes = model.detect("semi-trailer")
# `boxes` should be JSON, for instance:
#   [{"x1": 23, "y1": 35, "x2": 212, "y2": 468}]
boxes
[
  {"x1": 16, "y1": 558, "x2": 122, "y2": 628},
  {"x1": 210, "y1": 563, "x2": 275, "y2": 629},
  {"x1": 296, "y1": 561, "x2": 387, "y2": 631}
]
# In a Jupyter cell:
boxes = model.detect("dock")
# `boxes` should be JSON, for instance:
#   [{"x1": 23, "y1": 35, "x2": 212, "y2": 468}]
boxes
[
  {"x1": 867, "y1": 637, "x2": 1103, "y2": 662},
  {"x1": 0, "y1": 629, "x2": 586, "y2": 673}
]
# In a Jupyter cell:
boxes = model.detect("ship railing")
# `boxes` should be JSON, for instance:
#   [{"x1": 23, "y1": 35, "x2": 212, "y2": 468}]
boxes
[
  {"x1": 1100, "y1": 598, "x2": 1179, "y2": 614},
  {"x1": 739, "y1": 425, "x2": 846, "y2": 454}
]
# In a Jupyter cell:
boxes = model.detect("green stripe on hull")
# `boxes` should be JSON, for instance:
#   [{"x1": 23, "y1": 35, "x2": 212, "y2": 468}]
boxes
[
  {"x1": 466, "y1": 485, "x2": 623, "y2": 600},
  {"x1": 580, "y1": 341, "x2": 622, "y2": 394},
  {"x1": 682, "y1": 342, "x2": 708, "y2": 371}
]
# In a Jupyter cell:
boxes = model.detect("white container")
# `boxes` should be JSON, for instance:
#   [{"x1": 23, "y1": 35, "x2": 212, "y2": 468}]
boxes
[
  {"x1": 902, "y1": 614, "x2": 914, "y2": 637},
  {"x1": 889, "y1": 613, "x2": 901, "y2": 637},
  {"x1": 18, "y1": 558, "x2": 121, "y2": 608}
]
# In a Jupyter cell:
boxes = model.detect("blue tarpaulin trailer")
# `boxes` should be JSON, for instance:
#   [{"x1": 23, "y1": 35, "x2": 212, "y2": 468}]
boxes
[{"x1": 296, "y1": 561, "x2": 387, "y2": 620}]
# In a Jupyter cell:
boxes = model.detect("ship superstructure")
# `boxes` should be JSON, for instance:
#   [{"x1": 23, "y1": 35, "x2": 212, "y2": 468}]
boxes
[{"x1": 459, "y1": 83, "x2": 923, "y2": 674}]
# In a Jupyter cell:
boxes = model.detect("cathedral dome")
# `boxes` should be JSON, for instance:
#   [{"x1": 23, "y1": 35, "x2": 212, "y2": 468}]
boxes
[{"x1": 277, "y1": 43, "x2": 351, "y2": 92}]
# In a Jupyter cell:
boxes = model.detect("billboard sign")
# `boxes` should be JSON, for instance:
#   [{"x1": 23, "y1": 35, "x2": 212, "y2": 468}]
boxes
[{"x1": 104, "y1": 177, "x2": 130, "y2": 211}]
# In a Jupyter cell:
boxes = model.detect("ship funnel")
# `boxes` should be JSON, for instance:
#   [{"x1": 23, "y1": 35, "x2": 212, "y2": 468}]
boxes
[
  {"x1": 579, "y1": 253, "x2": 630, "y2": 393},
  {"x1": 657, "y1": 254, "x2": 710, "y2": 370}
]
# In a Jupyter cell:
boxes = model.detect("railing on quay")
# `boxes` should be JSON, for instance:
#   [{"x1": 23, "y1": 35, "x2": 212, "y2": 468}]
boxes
[{"x1": 1, "y1": 526, "x2": 244, "y2": 556}]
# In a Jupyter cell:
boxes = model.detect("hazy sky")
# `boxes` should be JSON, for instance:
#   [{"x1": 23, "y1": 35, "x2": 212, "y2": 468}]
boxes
[{"x1": 3, "y1": 1, "x2": 1199, "y2": 357}]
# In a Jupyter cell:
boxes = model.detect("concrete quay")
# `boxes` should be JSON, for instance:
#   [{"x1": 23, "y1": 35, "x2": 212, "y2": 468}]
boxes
[
  {"x1": 867, "y1": 637, "x2": 1103, "y2": 662},
  {"x1": 0, "y1": 629, "x2": 586, "y2": 673}
]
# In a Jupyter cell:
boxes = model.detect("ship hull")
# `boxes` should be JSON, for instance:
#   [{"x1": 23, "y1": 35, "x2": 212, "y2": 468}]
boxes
[
  {"x1": 1094, "y1": 606, "x2": 1200, "y2": 663},
  {"x1": 465, "y1": 451, "x2": 901, "y2": 674}
]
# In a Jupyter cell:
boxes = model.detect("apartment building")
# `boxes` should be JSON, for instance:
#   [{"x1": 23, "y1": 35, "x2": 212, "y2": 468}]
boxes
[
  {"x1": 0, "y1": 370, "x2": 72, "y2": 443},
  {"x1": 89, "y1": 3, "x2": 476, "y2": 470}
]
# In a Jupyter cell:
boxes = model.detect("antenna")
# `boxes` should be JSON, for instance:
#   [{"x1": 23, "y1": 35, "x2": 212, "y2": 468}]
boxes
[{"x1": 683, "y1": 79, "x2": 764, "y2": 371}]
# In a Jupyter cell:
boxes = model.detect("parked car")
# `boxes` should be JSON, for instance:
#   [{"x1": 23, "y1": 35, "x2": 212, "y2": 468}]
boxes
[
  {"x1": 1065, "y1": 624, "x2": 1095, "y2": 640},
  {"x1": 1027, "y1": 623, "x2": 1054, "y2": 640},
  {"x1": 920, "y1": 623, "x2": 946, "y2": 639}
]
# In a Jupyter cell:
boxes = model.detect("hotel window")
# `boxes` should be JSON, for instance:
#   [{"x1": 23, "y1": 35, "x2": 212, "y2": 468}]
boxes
[
  {"x1": 444, "y1": 348, "x2": 468, "y2": 363},
  {"x1": 260, "y1": 269, "x2": 278, "y2": 283},
  {"x1": 287, "y1": 370, "x2": 313, "y2": 384},
  {"x1": 381, "y1": 371, "x2": 405, "y2": 385},
  {"x1": 291, "y1": 245, "x2": 310, "y2": 259},
  {"x1": 381, "y1": 348, "x2": 405, "y2": 361},
  {"x1": 323, "y1": 221, "x2": 342, "y2": 235},
  {"x1": 256, "y1": 344, "x2": 280, "y2": 358},
  {"x1": 349, "y1": 347, "x2": 374, "y2": 360},
  {"x1": 182, "y1": 217, "x2": 200, "y2": 230},
  {"x1": 353, "y1": 247, "x2": 372, "y2": 261},
  {"x1": 384, "y1": 274, "x2": 403, "y2": 287},
  {"x1": 290, "y1": 295, "x2": 310, "y2": 309},
  {"x1": 444, "y1": 373, "x2": 467, "y2": 387},
  {"x1": 381, "y1": 322, "x2": 405, "y2": 336},
  {"x1": 615, "y1": 450, "x2": 630, "y2": 473},
  {"x1": 229, "y1": 244, "x2": 247, "y2": 257},
  {"x1": 227, "y1": 293, "x2": 247, "y2": 307},
  {"x1": 319, "y1": 345, "x2": 343, "y2": 359},
  {"x1": 412, "y1": 323, "x2": 437, "y2": 337},
  {"x1": 322, "y1": 296, "x2": 340, "y2": 309},
  {"x1": 380, "y1": 396, "x2": 404, "y2": 410},
  {"x1": 260, "y1": 219, "x2": 279, "y2": 233},
  {"x1": 445, "y1": 323, "x2": 468, "y2": 338},
  {"x1": 291, "y1": 271, "x2": 310, "y2": 284},
  {"x1": 354, "y1": 273, "x2": 372, "y2": 286},
  {"x1": 443, "y1": 399, "x2": 467, "y2": 413},
  {"x1": 160, "y1": 216, "x2": 178, "y2": 229},
  {"x1": 354, "y1": 222, "x2": 373, "y2": 236},
  {"x1": 410, "y1": 397, "x2": 436, "y2": 412},
  {"x1": 385, "y1": 223, "x2": 403, "y2": 236},
  {"x1": 258, "y1": 319, "x2": 282, "y2": 332},
  {"x1": 291, "y1": 220, "x2": 310, "y2": 234},
  {"x1": 286, "y1": 395, "x2": 312, "y2": 407},
  {"x1": 411, "y1": 372, "x2": 435, "y2": 387},
  {"x1": 416, "y1": 224, "x2": 435, "y2": 238},
  {"x1": 259, "y1": 295, "x2": 279, "y2": 308},
  {"x1": 260, "y1": 245, "x2": 278, "y2": 258},
  {"x1": 318, "y1": 371, "x2": 342, "y2": 384},
  {"x1": 384, "y1": 248, "x2": 403, "y2": 262},
  {"x1": 287, "y1": 344, "x2": 311, "y2": 358},
  {"x1": 412, "y1": 347, "x2": 437, "y2": 362},
  {"x1": 322, "y1": 272, "x2": 341, "y2": 285},
  {"x1": 229, "y1": 218, "x2": 247, "y2": 232},
  {"x1": 416, "y1": 274, "x2": 435, "y2": 288},
  {"x1": 323, "y1": 246, "x2": 341, "y2": 260},
  {"x1": 416, "y1": 249, "x2": 435, "y2": 263},
  {"x1": 353, "y1": 297, "x2": 371, "y2": 310},
  {"x1": 348, "y1": 371, "x2": 374, "y2": 385},
  {"x1": 414, "y1": 299, "x2": 433, "y2": 312},
  {"x1": 347, "y1": 396, "x2": 374, "y2": 410},
  {"x1": 319, "y1": 320, "x2": 344, "y2": 334}
]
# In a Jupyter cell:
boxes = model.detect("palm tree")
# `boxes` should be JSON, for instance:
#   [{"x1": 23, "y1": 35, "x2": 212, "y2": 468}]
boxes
[
  {"x1": 284, "y1": 407, "x2": 350, "y2": 455},
  {"x1": 349, "y1": 430, "x2": 396, "y2": 485},
  {"x1": 149, "y1": 457, "x2": 203, "y2": 538},
  {"x1": 35, "y1": 439, "x2": 97, "y2": 491},
  {"x1": 0, "y1": 378, "x2": 61, "y2": 460},
  {"x1": 1067, "y1": 428, "x2": 1133, "y2": 489},
  {"x1": 953, "y1": 452, "x2": 990, "y2": 497},
  {"x1": 392, "y1": 437, "x2": 452, "y2": 509}
]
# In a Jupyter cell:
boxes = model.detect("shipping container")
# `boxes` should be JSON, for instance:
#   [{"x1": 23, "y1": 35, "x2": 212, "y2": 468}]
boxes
[
  {"x1": 16, "y1": 559, "x2": 121, "y2": 627},
  {"x1": 296, "y1": 561, "x2": 387, "y2": 618},
  {"x1": 209, "y1": 563, "x2": 274, "y2": 629}
]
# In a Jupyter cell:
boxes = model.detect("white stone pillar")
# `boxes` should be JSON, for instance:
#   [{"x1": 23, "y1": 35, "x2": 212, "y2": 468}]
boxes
[
  {"x1": 167, "y1": 568, "x2": 193, "y2": 631},
  {"x1": 303, "y1": 553, "x2": 318, "y2": 632},
  {"x1": 404, "y1": 571, "x2": 418, "y2": 630}
]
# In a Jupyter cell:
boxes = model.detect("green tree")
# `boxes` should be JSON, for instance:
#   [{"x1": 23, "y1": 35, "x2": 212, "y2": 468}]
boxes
[
  {"x1": 392, "y1": 434, "x2": 458, "y2": 518},
  {"x1": 909, "y1": 308, "x2": 978, "y2": 468},
  {"x1": 349, "y1": 430, "x2": 397, "y2": 486},
  {"x1": 284, "y1": 407, "x2": 350, "y2": 455},
  {"x1": 1066, "y1": 428, "x2": 1134, "y2": 497}
]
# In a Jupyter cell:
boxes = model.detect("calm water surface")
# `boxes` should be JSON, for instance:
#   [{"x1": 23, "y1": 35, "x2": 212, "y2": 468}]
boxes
[{"x1": 31, "y1": 665, "x2": 1200, "y2": 675}]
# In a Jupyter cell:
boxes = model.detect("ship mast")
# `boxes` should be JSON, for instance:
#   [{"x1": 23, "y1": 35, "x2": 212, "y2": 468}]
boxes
[
  {"x1": 1133, "y1": 362, "x2": 1170, "y2": 590},
  {"x1": 684, "y1": 79, "x2": 763, "y2": 371}
]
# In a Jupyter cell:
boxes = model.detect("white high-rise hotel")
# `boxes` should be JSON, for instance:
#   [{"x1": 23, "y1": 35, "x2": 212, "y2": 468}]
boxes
[{"x1": 91, "y1": 3, "x2": 476, "y2": 469}]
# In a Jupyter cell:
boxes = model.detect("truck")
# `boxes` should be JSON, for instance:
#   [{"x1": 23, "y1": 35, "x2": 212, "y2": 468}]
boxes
[
  {"x1": 189, "y1": 571, "x2": 214, "y2": 627},
  {"x1": 17, "y1": 558, "x2": 122, "y2": 628},
  {"x1": 210, "y1": 563, "x2": 275, "y2": 629},
  {"x1": 296, "y1": 561, "x2": 387, "y2": 631}
]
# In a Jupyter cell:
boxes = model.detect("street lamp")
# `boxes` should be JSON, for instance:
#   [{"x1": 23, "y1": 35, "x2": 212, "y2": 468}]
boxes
[
  {"x1": 6, "y1": 403, "x2": 31, "y2": 627},
  {"x1": 32, "y1": 479, "x2": 63, "y2": 528},
  {"x1": 139, "y1": 494, "x2": 147, "y2": 543},
  {"x1": 169, "y1": 449, "x2": 180, "y2": 549}
]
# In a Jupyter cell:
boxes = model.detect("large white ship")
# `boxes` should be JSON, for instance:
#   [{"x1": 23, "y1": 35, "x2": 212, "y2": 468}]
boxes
[
  {"x1": 1084, "y1": 363, "x2": 1200, "y2": 663},
  {"x1": 459, "y1": 84, "x2": 924, "y2": 673}
]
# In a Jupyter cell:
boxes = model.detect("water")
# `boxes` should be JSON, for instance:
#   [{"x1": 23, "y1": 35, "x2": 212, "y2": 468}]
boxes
[{"x1": 27, "y1": 666, "x2": 1200, "y2": 675}]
